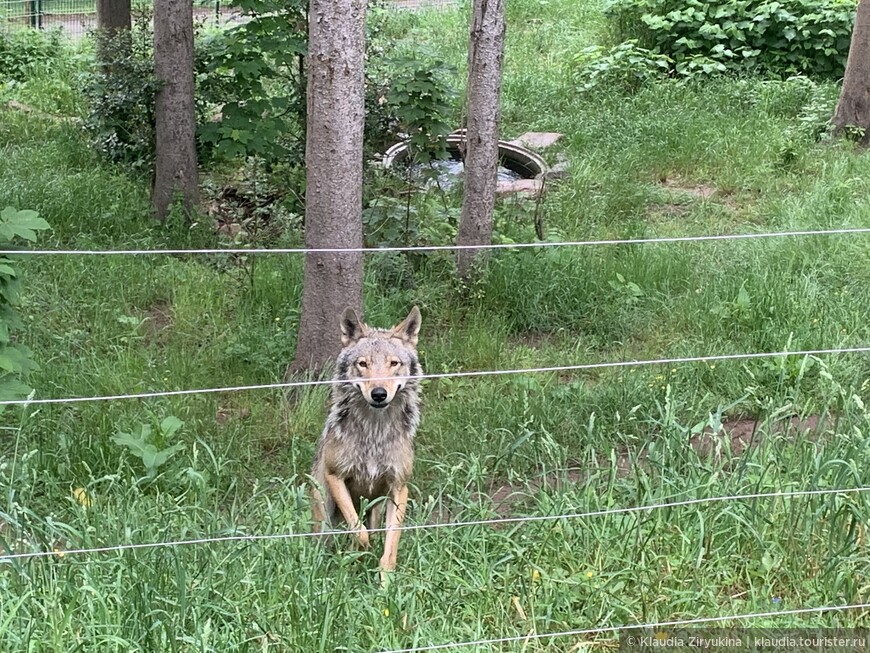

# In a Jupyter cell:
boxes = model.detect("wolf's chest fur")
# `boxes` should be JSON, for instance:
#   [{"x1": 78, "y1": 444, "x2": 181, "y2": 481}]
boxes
[{"x1": 321, "y1": 390, "x2": 419, "y2": 499}]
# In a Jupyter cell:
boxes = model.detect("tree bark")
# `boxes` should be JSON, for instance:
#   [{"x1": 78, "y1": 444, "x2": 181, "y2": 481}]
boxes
[
  {"x1": 833, "y1": 0, "x2": 870, "y2": 145},
  {"x1": 152, "y1": 0, "x2": 199, "y2": 222},
  {"x1": 96, "y1": 0, "x2": 131, "y2": 31},
  {"x1": 288, "y1": 0, "x2": 366, "y2": 374},
  {"x1": 95, "y1": 0, "x2": 131, "y2": 71},
  {"x1": 456, "y1": 0, "x2": 506, "y2": 279}
]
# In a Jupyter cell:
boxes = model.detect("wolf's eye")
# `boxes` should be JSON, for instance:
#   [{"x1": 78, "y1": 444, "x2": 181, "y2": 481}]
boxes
[
  {"x1": 357, "y1": 360, "x2": 368, "y2": 368},
  {"x1": 390, "y1": 360, "x2": 401, "y2": 368}
]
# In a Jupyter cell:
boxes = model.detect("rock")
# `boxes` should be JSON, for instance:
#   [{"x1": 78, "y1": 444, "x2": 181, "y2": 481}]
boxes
[
  {"x1": 540, "y1": 161, "x2": 570, "y2": 181},
  {"x1": 508, "y1": 131, "x2": 563, "y2": 150},
  {"x1": 496, "y1": 179, "x2": 544, "y2": 197}
]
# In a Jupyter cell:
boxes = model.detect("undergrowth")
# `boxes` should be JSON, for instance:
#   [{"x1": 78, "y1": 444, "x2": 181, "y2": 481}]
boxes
[{"x1": 0, "y1": 0, "x2": 869, "y2": 649}]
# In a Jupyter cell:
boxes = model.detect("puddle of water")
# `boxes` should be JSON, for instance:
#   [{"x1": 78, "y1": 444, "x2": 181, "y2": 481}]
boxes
[{"x1": 410, "y1": 159, "x2": 523, "y2": 190}]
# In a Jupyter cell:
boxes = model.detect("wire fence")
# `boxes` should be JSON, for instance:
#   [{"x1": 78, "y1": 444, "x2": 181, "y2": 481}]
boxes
[
  {"x1": 0, "y1": 0, "x2": 235, "y2": 37},
  {"x1": 2, "y1": 0, "x2": 867, "y2": 648},
  {"x1": 2, "y1": 232, "x2": 870, "y2": 644},
  {"x1": 3, "y1": 346, "x2": 870, "y2": 406},
  {"x1": 0, "y1": 28, "x2": 867, "y2": 637},
  {"x1": 0, "y1": 0, "x2": 457, "y2": 38},
  {"x1": 3, "y1": 486, "x2": 868, "y2": 562},
  {"x1": 6, "y1": 225, "x2": 870, "y2": 256},
  {"x1": 375, "y1": 604, "x2": 870, "y2": 653}
]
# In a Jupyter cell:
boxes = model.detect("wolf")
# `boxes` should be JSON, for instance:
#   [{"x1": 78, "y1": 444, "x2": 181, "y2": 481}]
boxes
[{"x1": 310, "y1": 306, "x2": 422, "y2": 577}]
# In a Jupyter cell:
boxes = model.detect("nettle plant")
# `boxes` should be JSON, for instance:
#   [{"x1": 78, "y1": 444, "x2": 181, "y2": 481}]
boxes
[
  {"x1": 605, "y1": 0, "x2": 856, "y2": 79},
  {"x1": 197, "y1": 0, "x2": 308, "y2": 166},
  {"x1": 0, "y1": 208, "x2": 49, "y2": 405},
  {"x1": 572, "y1": 40, "x2": 674, "y2": 92},
  {"x1": 362, "y1": 52, "x2": 457, "y2": 255},
  {"x1": 384, "y1": 54, "x2": 456, "y2": 165}
]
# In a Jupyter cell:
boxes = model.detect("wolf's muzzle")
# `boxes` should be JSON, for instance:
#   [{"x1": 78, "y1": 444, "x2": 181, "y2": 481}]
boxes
[{"x1": 370, "y1": 386, "x2": 388, "y2": 407}]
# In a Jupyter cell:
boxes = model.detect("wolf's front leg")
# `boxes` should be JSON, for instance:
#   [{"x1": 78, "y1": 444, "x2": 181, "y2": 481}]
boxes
[
  {"x1": 325, "y1": 473, "x2": 369, "y2": 547},
  {"x1": 380, "y1": 484, "x2": 408, "y2": 581},
  {"x1": 310, "y1": 483, "x2": 327, "y2": 533}
]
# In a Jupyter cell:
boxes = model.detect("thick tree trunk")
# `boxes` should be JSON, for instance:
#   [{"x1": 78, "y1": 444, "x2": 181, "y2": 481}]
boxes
[
  {"x1": 456, "y1": 0, "x2": 506, "y2": 279},
  {"x1": 95, "y1": 0, "x2": 131, "y2": 70},
  {"x1": 833, "y1": 0, "x2": 870, "y2": 145},
  {"x1": 288, "y1": 0, "x2": 366, "y2": 374},
  {"x1": 96, "y1": 0, "x2": 131, "y2": 31},
  {"x1": 152, "y1": 0, "x2": 199, "y2": 222}
]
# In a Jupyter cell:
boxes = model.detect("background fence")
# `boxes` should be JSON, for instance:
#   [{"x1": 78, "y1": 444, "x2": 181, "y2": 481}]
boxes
[
  {"x1": 0, "y1": 0, "x2": 456, "y2": 38},
  {"x1": 0, "y1": 1, "x2": 231, "y2": 36}
]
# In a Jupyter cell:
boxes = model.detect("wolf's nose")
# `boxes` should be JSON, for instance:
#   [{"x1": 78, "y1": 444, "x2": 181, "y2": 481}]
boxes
[{"x1": 371, "y1": 387, "x2": 388, "y2": 403}]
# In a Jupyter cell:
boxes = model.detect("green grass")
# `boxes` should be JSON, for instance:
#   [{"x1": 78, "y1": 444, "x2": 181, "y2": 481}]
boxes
[{"x1": 2, "y1": 0, "x2": 870, "y2": 649}]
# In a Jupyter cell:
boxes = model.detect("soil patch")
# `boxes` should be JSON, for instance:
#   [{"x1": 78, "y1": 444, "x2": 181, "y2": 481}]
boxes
[
  {"x1": 509, "y1": 330, "x2": 563, "y2": 350},
  {"x1": 142, "y1": 299, "x2": 173, "y2": 346},
  {"x1": 464, "y1": 415, "x2": 826, "y2": 521},
  {"x1": 659, "y1": 176, "x2": 717, "y2": 200}
]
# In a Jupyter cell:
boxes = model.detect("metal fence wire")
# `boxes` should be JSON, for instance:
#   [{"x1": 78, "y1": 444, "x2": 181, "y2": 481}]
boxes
[{"x1": 0, "y1": 0, "x2": 456, "y2": 38}]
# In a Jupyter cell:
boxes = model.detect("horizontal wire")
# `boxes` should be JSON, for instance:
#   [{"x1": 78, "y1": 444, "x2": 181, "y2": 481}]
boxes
[
  {"x1": 5, "y1": 226, "x2": 870, "y2": 256},
  {"x1": 2, "y1": 486, "x2": 867, "y2": 562},
  {"x1": 376, "y1": 603, "x2": 870, "y2": 653},
  {"x1": 4, "y1": 345, "x2": 869, "y2": 406}
]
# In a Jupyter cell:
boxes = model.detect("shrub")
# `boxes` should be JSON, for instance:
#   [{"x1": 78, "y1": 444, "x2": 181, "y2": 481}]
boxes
[
  {"x1": 82, "y1": 24, "x2": 160, "y2": 170},
  {"x1": 0, "y1": 29, "x2": 64, "y2": 82},
  {"x1": 571, "y1": 40, "x2": 675, "y2": 92},
  {"x1": 605, "y1": 0, "x2": 857, "y2": 79},
  {"x1": 196, "y1": 0, "x2": 308, "y2": 166},
  {"x1": 365, "y1": 7, "x2": 458, "y2": 160},
  {"x1": 370, "y1": 52, "x2": 456, "y2": 163}
]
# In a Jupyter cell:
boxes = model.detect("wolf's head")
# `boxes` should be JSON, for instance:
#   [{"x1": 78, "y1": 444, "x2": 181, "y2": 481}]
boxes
[{"x1": 335, "y1": 306, "x2": 422, "y2": 409}]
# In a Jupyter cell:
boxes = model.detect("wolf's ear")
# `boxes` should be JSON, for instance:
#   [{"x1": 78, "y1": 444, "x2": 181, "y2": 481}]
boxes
[
  {"x1": 392, "y1": 306, "x2": 421, "y2": 346},
  {"x1": 340, "y1": 307, "x2": 367, "y2": 346}
]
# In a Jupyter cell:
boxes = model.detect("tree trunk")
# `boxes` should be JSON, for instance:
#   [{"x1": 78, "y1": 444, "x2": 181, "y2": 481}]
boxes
[
  {"x1": 833, "y1": 0, "x2": 870, "y2": 145},
  {"x1": 95, "y1": 0, "x2": 131, "y2": 71},
  {"x1": 288, "y1": 0, "x2": 366, "y2": 374},
  {"x1": 96, "y1": 0, "x2": 130, "y2": 31},
  {"x1": 456, "y1": 0, "x2": 506, "y2": 279},
  {"x1": 152, "y1": 0, "x2": 199, "y2": 222}
]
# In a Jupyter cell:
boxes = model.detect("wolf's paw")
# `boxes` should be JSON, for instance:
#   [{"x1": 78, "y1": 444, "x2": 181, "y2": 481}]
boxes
[
  {"x1": 379, "y1": 558, "x2": 395, "y2": 587},
  {"x1": 356, "y1": 525, "x2": 370, "y2": 548}
]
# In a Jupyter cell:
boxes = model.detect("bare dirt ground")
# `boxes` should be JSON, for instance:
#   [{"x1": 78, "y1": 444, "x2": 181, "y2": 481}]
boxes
[{"x1": 474, "y1": 415, "x2": 826, "y2": 520}]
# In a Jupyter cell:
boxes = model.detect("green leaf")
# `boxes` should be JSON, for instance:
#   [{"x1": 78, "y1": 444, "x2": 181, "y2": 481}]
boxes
[
  {"x1": 0, "y1": 374, "x2": 32, "y2": 401},
  {"x1": 160, "y1": 416, "x2": 184, "y2": 438},
  {"x1": 142, "y1": 442, "x2": 185, "y2": 475},
  {"x1": 112, "y1": 430, "x2": 151, "y2": 458}
]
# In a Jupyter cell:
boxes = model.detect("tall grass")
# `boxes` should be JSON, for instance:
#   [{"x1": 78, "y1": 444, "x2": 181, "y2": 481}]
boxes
[{"x1": 1, "y1": 0, "x2": 869, "y2": 649}]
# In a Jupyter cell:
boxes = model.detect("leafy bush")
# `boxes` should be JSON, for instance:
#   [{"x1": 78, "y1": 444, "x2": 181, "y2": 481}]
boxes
[
  {"x1": 369, "y1": 52, "x2": 456, "y2": 163},
  {"x1": 0, "y1": 29, "x2": 64, "y2": 82},
  {"x1": 363, "y1": 192, "x2": 459, "y2": 250},
  {"x1": 605, "y1": 0, "x2": 857, "y2": 79},
  {"x1": 83, "y1": 2, "x2": 300, "y2": 171},
  {"x1": 82, "y1": 23, "x2": 160, "y2": 170},
  {"x1": 571, "y1": 40, "x2": 674, "y2": 92},
  {"x1": 197, "y1": 0, "x2": 308, "y2": 166},
  {"x1": 0, "y1": 207, "x2": 49, "y2": 407}
]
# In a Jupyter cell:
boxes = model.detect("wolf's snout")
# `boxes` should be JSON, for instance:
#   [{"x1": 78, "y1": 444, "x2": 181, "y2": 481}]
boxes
[{"x1": 370, "y1": 387, "x2": 388, "y2": 404}]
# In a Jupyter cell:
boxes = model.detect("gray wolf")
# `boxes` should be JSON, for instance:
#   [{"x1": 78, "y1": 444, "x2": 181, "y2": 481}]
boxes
[{"x1": 310, "y1": 306, "x2": 422, "y2": 577}]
